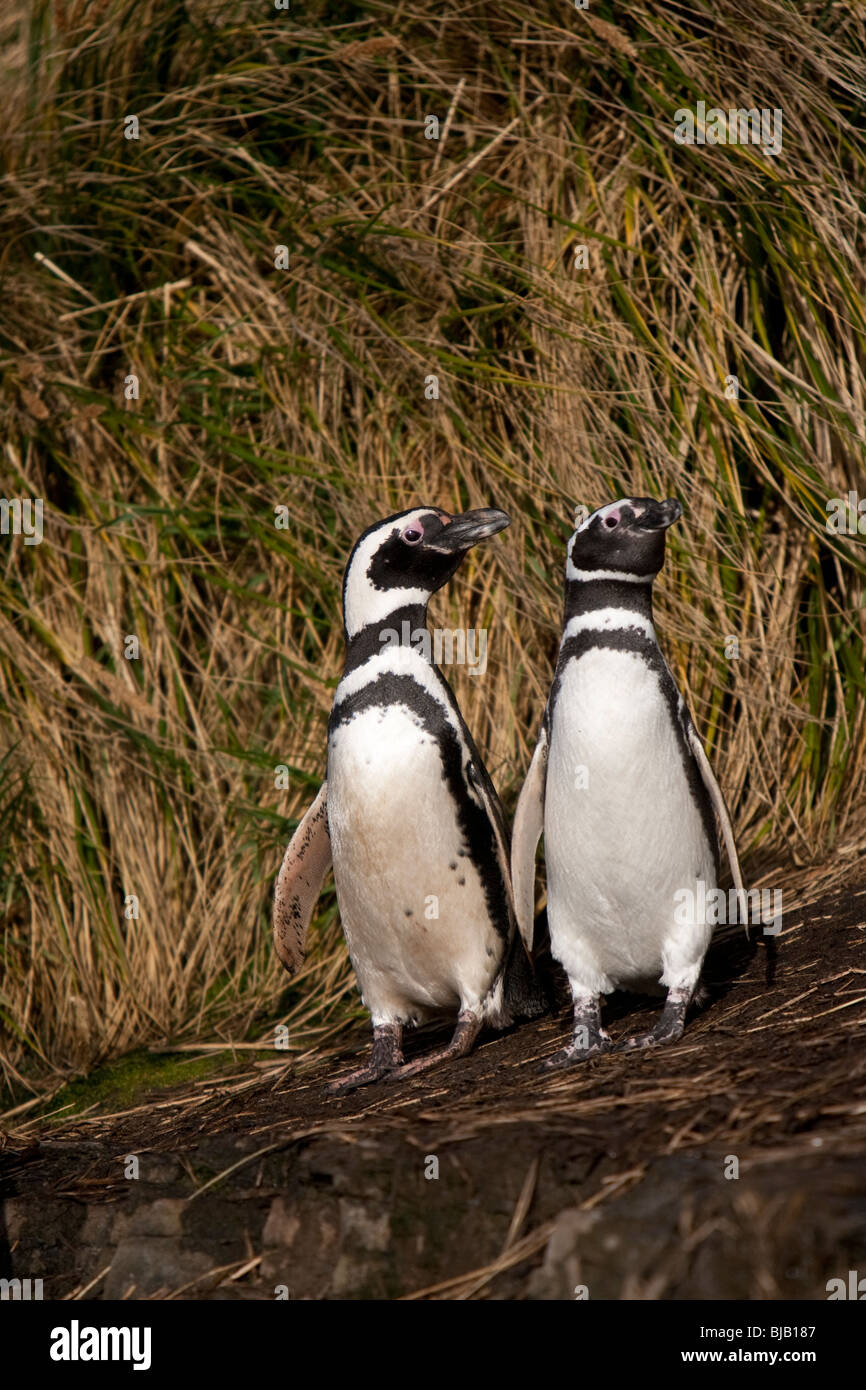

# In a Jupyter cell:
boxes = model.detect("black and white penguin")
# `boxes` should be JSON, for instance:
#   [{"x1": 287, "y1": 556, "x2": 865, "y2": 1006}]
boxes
[
  {"x1": 274, "y1": 505, "x2": 542, "y2": 1093},
  {"x1": 511, "y1": 497, "x2": 743, "y2": 1065}
]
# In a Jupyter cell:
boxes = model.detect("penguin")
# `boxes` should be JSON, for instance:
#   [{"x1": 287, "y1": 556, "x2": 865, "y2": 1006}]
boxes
[
  {"x1": 511, "y1": 497, "x2": 743, "y2": 1065},
  {"x1": 274, "y1": 504, "x2": 543, "y2": 1094}
]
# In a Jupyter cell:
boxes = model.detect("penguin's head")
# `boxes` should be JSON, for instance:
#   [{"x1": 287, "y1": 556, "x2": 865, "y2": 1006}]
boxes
[
  {"x1": 567, "y1": 497, "x2": 682, "y2": 582},
  {"x1": 342, "y1": 505, "x2": 511, "y2": 637}
]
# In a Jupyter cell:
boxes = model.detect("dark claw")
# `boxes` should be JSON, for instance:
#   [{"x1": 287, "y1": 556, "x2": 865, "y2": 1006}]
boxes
[
  {"x1": 616, "y1": 1020, "x2": 685, "y2": 1052},
  {"x1": 541, "y1": 1029, "x2": 613, "y2": 1070}
]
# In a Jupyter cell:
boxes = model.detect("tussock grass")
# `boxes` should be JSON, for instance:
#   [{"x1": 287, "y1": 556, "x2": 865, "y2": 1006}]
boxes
[{"x1": 1, "y1": 0, "x2": 865, "y2": 1098}]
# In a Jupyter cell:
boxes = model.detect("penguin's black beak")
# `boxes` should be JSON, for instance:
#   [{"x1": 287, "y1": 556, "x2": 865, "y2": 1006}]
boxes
[
  {"x1": 635, "y1": 498, "x2": 683, "y2": 532},
  {"x1": 437, "y1": 508, "x2": 511, "y2": 551}
]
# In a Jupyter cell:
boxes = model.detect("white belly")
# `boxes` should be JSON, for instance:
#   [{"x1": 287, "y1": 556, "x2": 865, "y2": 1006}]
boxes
[
  {"x1": 544, "y1": 648, "x2": 715, "y2": 994},
  {"x1": 327, "y1": 703, "x2": 503, "y2": 1023}
]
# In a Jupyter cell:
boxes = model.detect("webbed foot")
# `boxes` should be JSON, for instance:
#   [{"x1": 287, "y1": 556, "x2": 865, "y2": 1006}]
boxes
[
  {"x1": 327, "y1": 1022, "x2": 403, "y2": 1095},
  {"x1": 388, "y1": 1012, "x2": 481, "y2": 1082},
  {"x1": 617, "y1": 986, "x2": 691, "y2": 1052},
  {"x1": 541, "y1": 994, "x2": 612, "y2": 1070}
]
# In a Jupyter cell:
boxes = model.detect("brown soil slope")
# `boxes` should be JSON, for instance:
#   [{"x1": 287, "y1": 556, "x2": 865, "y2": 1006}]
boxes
[{"x1": 2, "y1": 865, "x2": 865, "y2": 1300}]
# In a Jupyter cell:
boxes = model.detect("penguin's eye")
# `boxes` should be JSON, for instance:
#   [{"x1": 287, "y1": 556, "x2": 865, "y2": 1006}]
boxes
[
  {"x1": 402, "y1": 524, "x2": 424, "y2": 545},
  {"x1": 604, "y1": 516, "x2": 619, "y2": 529}
]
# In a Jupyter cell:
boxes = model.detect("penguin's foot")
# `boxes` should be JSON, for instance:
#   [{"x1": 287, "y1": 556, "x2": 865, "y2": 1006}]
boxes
[
  {"x1": 542, "y1": 995, "x2": 611, "y2": 1069},
  {"x1": 618, "y1": 987, "x2": 690, "y2": 1052},
  {"x1": 542, "y1": 1029, "x2": 612, "y2": 1070},
  {"x1": 327, "y1": 1022, "x2": 403, "y2": 1095},
  {"x1": 618, "y1": 1020, "x2": 684, "y2": 1050},
  {"x1": 388, "y1": 1011, "x2": 481, "y2": 1082}
]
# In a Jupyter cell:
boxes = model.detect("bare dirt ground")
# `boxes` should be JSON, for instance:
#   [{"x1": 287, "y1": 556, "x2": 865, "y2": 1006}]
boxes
[{"x1": 2, "y1": 860, "x2": 865, "y2": 1300}]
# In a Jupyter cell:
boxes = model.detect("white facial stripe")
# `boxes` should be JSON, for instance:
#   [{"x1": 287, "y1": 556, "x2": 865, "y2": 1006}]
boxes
[
  {"x1": 563, "y1": 608, "x2": 655, "y2": 642},
  {"x1": 574, "y1": 497, "x2": 653, "y2": 536},
  {"x1": 343, "y1": 507, "x2": 433, "y2": 638},
  {"x1": 575, "y1": 499, "x2": 631, "y2": 535},
  {"x1": 345, "y1": 583, "x2": 430, "y2": 637}
]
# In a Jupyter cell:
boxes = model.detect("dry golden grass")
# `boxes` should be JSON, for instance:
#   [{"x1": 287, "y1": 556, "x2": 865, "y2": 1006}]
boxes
[{"x1": 0, "y1": 0, "x2": 865, "y2": 1099}]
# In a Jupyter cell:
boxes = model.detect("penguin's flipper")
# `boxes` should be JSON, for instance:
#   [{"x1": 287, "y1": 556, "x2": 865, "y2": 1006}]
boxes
[
  {"x1": 684, "y1": 722, "x2": 744, "y2": 896},
  {"x1": 273, "y1": 780, "x2": 331, "y2": 975},
  {"x1": 464, "y1": 753, "x2": 514, "y2": 919},
  {"x1": 511, "y1": 725, "x2": 548, "y2": 953},
  {"x1": 439, "y1": 687, "x2": 513, "y2": 906}
]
